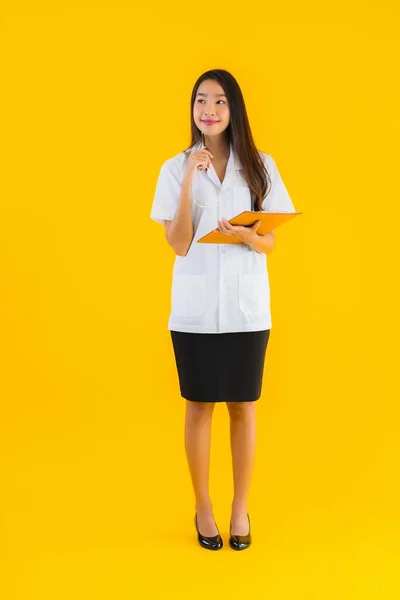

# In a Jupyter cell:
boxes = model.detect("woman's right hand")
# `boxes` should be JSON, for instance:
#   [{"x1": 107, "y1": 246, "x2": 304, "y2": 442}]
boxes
[{"x1": 184, "y1": 149, "x2": 215, "y2": 182}]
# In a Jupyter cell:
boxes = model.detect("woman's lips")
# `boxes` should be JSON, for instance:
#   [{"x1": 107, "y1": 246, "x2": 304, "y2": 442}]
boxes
[{"x1": 202, "y1": 120, "x2": 220, "y2": 125}]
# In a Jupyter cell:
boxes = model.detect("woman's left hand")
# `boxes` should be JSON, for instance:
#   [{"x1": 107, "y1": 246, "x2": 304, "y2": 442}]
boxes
[{"x1": 215, "y1": 217, "x2": 261, "y2": 244}]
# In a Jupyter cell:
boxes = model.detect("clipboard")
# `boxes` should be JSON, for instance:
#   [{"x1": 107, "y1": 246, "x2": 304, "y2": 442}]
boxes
[{"x1": 197, "y1": 211, "x2": 302, "y2": 244}]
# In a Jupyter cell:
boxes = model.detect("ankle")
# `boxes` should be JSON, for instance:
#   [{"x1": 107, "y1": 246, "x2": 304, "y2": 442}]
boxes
[
  {"x1": 195, "y1": 499, "x2": 213, "y2": 513},
  {"x1": 231, "y1": 500, "x2": 248, "y2": 514}
]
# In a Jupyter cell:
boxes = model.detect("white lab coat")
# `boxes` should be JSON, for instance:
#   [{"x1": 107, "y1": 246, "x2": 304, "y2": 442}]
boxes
[{"x1": 150, "y1": 140, "x2": 296, "y2": 333}]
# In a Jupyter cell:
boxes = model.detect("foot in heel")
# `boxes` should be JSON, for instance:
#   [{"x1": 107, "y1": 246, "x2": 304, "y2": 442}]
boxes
[{"x1": 194, "y1": 513, "x2": 223, "y2": 550}]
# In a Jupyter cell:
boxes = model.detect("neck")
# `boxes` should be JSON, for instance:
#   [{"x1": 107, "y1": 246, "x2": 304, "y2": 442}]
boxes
[{"x1": 203, "y1": 135, "x2": 230, "y2": 159}]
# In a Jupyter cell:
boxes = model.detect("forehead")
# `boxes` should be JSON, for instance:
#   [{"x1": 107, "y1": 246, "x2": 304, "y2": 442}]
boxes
[{"x1": 196, "y1": 81, "x2": 226, "y2": 97}]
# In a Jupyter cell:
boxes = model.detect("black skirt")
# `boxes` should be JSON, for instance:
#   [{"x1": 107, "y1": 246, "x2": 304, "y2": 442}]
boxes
[{"x1": 170, "y1": 330, "x2": 270, "y2": 402}]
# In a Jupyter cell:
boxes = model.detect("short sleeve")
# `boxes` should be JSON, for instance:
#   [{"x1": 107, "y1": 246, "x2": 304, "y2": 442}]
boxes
[
  {"x1": 261, "y1": 154, "x2": 295, "y2": 212},
  {"x1": 150, "y1": 159, "x2": 182, "y2": 225}
]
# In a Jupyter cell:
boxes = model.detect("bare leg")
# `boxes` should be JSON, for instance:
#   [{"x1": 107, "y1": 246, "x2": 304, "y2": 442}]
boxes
[
  {"x1": 226, "y1": 401, "x2": 257, "y2": 535},
  {"x1": 184, "y1": 399, "x2": 218, "y2": 536}
]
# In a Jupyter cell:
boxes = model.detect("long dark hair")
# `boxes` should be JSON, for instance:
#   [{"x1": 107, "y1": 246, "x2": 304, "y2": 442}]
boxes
[{"x1": 183, "y1": 69, "x2": 271, "y2": 212}]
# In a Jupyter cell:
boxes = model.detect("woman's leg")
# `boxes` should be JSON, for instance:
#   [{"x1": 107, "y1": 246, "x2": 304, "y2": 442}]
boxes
[
  {"x1": 226, "y1": 401, "x2": 257, "y2": 535},
  {"x1": 184, "y1": 399, "x2": 218, "y2": 536}
]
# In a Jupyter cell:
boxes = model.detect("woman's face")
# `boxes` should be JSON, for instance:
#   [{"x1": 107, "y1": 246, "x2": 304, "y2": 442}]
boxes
[{"x1": 193, "y1": 79, "x2": 230, "y2": 139}]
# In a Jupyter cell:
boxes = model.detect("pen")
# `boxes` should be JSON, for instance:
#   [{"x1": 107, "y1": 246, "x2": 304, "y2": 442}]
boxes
[{"x1": 202, "y1": 132, "x2": 208, "y2": 173}]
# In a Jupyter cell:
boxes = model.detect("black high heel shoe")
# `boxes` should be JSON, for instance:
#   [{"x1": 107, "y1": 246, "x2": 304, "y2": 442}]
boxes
[
  {"x1": 194, "y1": 514, "x2": 223, "y2": 550},
  {"x1": 229, "y1": 513, "x2": 252, "y2": 550}
]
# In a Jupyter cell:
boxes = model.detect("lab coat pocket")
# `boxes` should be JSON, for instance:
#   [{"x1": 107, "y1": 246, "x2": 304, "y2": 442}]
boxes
[
  {"x1": 238, "y1": 273, "x2": 269, "y2": 315},
  {"x1": 233, "y1": 186, "x2": 252, "y2": 216},
  {"x1": 171, "y1": 274, "x2": 207, "y2": 317}
]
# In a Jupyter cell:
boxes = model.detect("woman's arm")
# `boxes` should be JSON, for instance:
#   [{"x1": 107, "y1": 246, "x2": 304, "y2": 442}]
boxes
[
  {"x1": 164, "y1": 179, "x2": 194, "y2": 256},
  {"x1": 244, "y1": 230, "x2": 275, "y2": 255}
]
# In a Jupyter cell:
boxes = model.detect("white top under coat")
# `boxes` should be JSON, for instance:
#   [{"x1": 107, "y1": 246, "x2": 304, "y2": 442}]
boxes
[{"x1": 150, "y1": 140, "x2": 296, "y2": 333}]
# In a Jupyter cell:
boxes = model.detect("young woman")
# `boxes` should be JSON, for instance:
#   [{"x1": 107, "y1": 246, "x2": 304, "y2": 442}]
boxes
[{"x1": 150, "y1": 69, "x2": 296, "y2": 551}]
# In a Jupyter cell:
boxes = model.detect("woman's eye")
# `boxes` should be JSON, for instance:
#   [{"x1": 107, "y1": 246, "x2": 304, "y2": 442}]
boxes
[{"x1": 197, "y1": 99, "x2": 225, "y2": 104}]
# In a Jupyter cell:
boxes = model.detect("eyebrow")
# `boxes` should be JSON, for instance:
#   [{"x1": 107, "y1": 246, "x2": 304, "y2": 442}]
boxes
[{"x1": 196, "y1": 92, "x2": 227, "y2": 97}]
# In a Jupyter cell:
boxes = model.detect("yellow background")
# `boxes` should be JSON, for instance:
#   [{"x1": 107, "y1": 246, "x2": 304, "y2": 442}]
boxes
[{"x1": 1, "y1": 2, "x2": 399, "y2": 598}]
